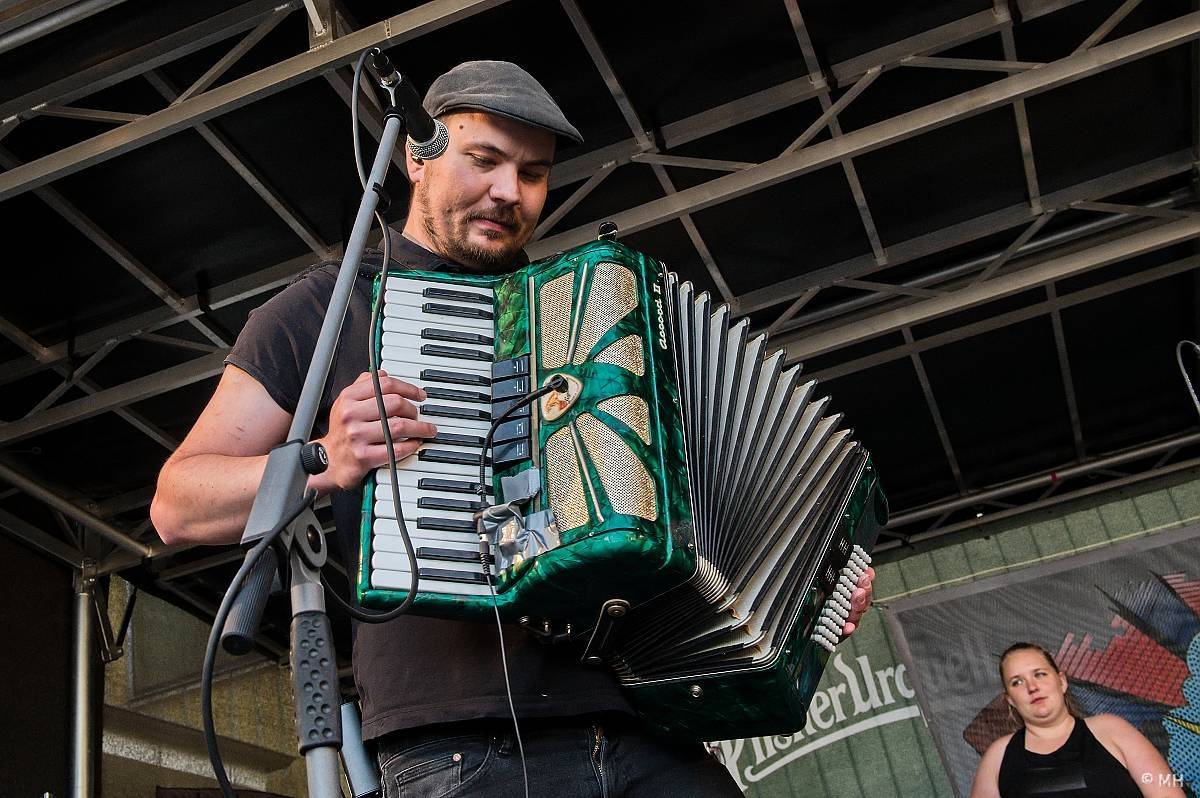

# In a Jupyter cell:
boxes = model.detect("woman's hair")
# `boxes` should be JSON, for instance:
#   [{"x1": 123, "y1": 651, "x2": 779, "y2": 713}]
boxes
[{"x1": 999, "y1": 642, "x2": 1085, "y2": 722}]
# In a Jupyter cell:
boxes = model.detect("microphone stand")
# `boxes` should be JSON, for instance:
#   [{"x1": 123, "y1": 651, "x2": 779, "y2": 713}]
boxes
[{"x1": 215, "y1": 64, "x2": 409, "y2": 798}]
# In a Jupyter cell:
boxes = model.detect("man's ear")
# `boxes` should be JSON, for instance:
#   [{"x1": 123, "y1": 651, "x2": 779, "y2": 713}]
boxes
[{"x1": 405, "y1": 146, "x2": 426, "y2": 184}]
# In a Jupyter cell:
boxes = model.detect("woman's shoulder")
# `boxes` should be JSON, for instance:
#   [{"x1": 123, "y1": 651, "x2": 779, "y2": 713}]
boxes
[
  {"x1": 985, "y1": 731, "x2": 1018, "y2": 759},
  {"x1": 1084, "y1": 713, "x2": 1137, "y2": 737}
]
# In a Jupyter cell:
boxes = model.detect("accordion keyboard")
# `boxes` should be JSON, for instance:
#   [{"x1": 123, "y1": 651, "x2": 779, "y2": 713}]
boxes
[{"x1": 369, "y1": 276, "x2": 529, "y2": 596}]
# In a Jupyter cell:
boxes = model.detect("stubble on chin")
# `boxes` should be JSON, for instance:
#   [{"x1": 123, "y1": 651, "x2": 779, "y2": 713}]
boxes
[{"x1": 432, "y1": 208, "x2": 522, "y2": 272}]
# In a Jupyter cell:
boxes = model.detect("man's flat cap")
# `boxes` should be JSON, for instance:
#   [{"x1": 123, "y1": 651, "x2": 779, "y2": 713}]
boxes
[{"x1": 423, "y1": 60, "x2": 583, "y2": 145}]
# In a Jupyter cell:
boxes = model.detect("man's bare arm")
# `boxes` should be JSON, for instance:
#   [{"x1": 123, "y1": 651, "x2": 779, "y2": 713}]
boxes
[{"x1": 151, "y1": 366, "x2": 435, "y2": 546}]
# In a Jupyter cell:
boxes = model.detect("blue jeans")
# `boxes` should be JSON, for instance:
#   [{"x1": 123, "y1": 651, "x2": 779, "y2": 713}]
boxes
[{"x1": 375, "y1": 715, "x2": 743, "y2": 797}]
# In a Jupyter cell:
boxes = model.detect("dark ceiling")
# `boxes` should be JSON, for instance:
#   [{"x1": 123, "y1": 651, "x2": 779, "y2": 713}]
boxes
[{"x1": 0, "y1": 0, "x2": 1198, "y2": 654}]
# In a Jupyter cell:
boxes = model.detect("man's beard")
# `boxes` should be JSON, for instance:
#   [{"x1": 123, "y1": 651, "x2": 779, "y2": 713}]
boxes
[{"x1": 420, "y1": 201, "x2": 525, "y2": 272}]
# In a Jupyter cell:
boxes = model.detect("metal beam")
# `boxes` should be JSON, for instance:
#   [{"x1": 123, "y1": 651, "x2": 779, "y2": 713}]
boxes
[
  {"x1": 903, "y1": 327, "x2": 966, "y2": 491},
  {"x1": 0, "y1": 504, "x2": 83, "y2": 568},
  {"x1": 806, "y1": 253, "x2": 1200, "y2": 382},
  {"x1": 784, "y1": 0, "x2": 886, "y2": 266},
  {"x1": 1070, "y1": 200, "x2": 1198, "y2": 220},
  {"x1": 0, "y1": 350, "x2": 227, "y2": 445},
  {"x1": 145, "y1": 71, "x2": 332, "y2": 259},
  {"x1": 25, "y1": 340, "x2": 116, "y2": 415},
  {"x1": 0, "y1": 252, "x2": 307, "y2": 385},
  {"x1": 775, "y1": 189, "x2": 1194, "y2": 339},
  {"x1": 533, "y1": 160, "x2": 615, "y2": 240},
  {"x1": 0, "y1": 0, "x2": 299, "y2": 121},
  {"x1": 778, "y1": 215, "x2": 1200, "y2": 362},
  {"x1": 0, "y1": 0, "x2": 510, "y2": 201},
  {"x1": 886, "y1": 430, "x2": 1200, "y2": 530},
  {"x1": 1075, "y1": 0, "x2": 1144, "y2": 53},
  {"x1": 737, "y1": 149, "x2": 1194, "y2": 317},
  {"x1": 528, "y1": 14, "x2": 1200, "y2": 261},
  {"x1": 972, "y1": 212, "x2": 1055, "y2": 285},
  {"x1": 765, "y1": 287, "x2": 819, "y2": 335},
  {"x1": 1046, "y1": 283, "x2": 1086, "y2": 459},
  {"x1": 172, "y1": 5, "x2": 293, "y2": 105},
  {"x1": 996, "y1": 5, "x2": 1044, "y2": 214},
  {"x1": 558, "y1": 0, "x2": 735, "y2": 302},
  {"x1": 833, "y1": 7, "x2": 1011, "y2": 84},
  {"x1": 0, "y1": 0, "x2": 129, "y2": 56},
  {"x1": 0, "y1": 460, "x2": 150, "y2": 556},
  {"x1": 0, "y1": 147, "x2": 229, "y2": 347},
  {"x1": 899, "y1": 56, "x2": 1043, "y2": 73},
  {"x1": 34, "y1": 105, "x2": 143, "y2": 124}
]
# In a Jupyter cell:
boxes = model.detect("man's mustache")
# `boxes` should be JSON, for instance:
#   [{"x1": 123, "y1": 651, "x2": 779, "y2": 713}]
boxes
[{"x1": 466, "y1": 210, "x2": 519, "y2": 230}]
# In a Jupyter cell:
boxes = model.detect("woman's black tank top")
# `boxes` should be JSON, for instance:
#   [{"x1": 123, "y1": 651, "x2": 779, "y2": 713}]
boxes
[{"x1": 997, "y1": 717, "x2": 1142, "y2": 798}]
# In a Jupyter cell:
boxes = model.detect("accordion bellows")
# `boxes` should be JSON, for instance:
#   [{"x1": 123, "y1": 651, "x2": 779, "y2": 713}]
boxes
[{"x1": 358, "y1": 239, "x2": 887, "y2": 739}]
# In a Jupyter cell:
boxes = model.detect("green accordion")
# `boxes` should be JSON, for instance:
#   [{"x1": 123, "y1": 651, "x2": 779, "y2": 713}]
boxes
[{"x1": 357, "y1": 237, "x2": 887, "y2": 741}]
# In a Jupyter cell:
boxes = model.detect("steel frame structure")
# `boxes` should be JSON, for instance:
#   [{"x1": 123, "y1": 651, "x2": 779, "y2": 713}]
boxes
[{"x1": 0, "y1": 0, "x2": 1195, "y2": 658}]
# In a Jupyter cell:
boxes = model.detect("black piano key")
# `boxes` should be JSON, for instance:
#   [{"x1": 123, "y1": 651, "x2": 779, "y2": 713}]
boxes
[
  {"x1": 424, "y1": 386, "x2": 490, "y2": 404},
  {"x1": 492, "y1": 418, "x2": 530, "y2": 444},
  {"x1": 421, "y1": 344, "x2": 493, "y2": 361},
  {"x1": 491, "y1": 376, "x2": 530, "y2": 400},
  {"x1": 423, "y1": 302, "x2": 493, "y2": 320},
  {"x1": 418, "y1": 477, "x2": 492, "y2": 495},
  {"x1": 418, "y1": 566, "x2": 487, "y2": 584},
  {"x1": 417, "y1": 517, "x2": 477, "y2": 533},
  {"x1": 421, "y1": 368, "x2": 490, "y2": 387},
  {"x1": 416, "y1": 546, "x2": 482, "y2": 563},
  {"x1": 492, "y1": 439, "x2": 531, "y2": 466},
  {"x1": 417, "y1": 496, "x2": 487, "y2": 512},
  {"x1": 491, "y1": 398, "x2": 531, "y2": 420},
  {"x1": 419, "y1": 449, "x2": 486, "y2": 466},
  {"x1": 422, "y1": 328, "x2": 494, "y2": 346},
  {"x1": 422, "y1": 287, "x2": 492, "y2": 305},
  {"x1": 492, "y1": 356, "x2": 529, "y2": 380},
  {"x1": 430, "y1": 431, "x2": 486, "y2": 447},
  {"x1": 422, "y1": 404, "x2": 491, "y2": 421}
]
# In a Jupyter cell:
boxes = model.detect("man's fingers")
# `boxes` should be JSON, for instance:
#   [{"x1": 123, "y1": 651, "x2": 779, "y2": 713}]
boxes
[
  {"x1": 363, "y1": 438, "x2": 424, "y2": 467},
  {"x1": 841, "y1": 620, "x2": 858, "y2": 637},
  {"x1": 342, "y1": 393, "x2": 421, "y2": 423},
  {"x1": 341, "y1": 372, "x2": 427, "y2": 402}
]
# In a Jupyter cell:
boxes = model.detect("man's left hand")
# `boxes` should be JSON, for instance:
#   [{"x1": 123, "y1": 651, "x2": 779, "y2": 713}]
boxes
[{"x1": 841, "y1": 566, "x2": 875, "y2": 637}]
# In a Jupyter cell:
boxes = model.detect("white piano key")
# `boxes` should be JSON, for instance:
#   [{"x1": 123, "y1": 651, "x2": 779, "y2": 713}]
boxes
[
  {"x1": 381, "y1": 345, "x2": 493, "y2": 374},
  {"x1": 372, "y1": 467, "x2": 490, "y2": 493},
  {"x1": 372, "y1": 554, "x2": 487, "y2": 583},
  {"x1": 385, "y1": 277, "x2": 495, "y2": 299},
  {"x1": 373, "y1": 500, "x2": 477, "y2": 521},
  {"x1": 383, "y1": 298, "x2": 494, "y2": 333},
  {"x1": 380, "y1": 320, "x2": 495, "y2": 353},
  {"x1": 372, "y1": 519, "x2": 478, "y2": 546},
  {"x1": 378, "y1": 360, "x2": 493, "y2": 392},
  {"x1": 372, "y1": 484, "x2": 488, "y2": 507},
  {"x1": 371, "y1": 568, "x2": 492, "y2": 597},
  {"x1": 372, "y1": 534, "x2": 478, "y2": 555}
]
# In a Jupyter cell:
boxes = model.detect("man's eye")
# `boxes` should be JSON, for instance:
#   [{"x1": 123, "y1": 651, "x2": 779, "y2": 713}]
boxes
[{"x1": 470, "y1": 155, "x2": 494, "y2": 166}]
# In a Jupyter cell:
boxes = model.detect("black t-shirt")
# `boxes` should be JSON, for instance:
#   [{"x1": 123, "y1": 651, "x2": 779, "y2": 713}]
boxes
[{"x1": 226, "y1": 233, "x2": 632, "y2": 740}]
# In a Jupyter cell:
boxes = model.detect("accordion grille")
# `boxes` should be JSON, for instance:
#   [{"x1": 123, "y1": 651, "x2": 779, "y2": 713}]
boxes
[
  {"x1": 544, "y1": 426, "x2": 590, "y2": 531},
  {"x1": 597, "y1": 394, "x2": 651, "y2": 445},
  {"x1": 573, "y1": 262, "x2": 637, "y2": 364},
  {"x1": 593, "y1": 334, "x2": 645, "y2": 376},
  {"x1": 539, "y1": 272, "x2": 574, "y2": 370},
  {"x1": 576, "y1": 412, "x2": 658, "y2": 521}
]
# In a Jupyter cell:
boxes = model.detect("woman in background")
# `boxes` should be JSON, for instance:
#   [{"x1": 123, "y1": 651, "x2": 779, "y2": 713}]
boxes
[{"x1": 970, "y1": 642, "x2": 1184, "y2": 798}]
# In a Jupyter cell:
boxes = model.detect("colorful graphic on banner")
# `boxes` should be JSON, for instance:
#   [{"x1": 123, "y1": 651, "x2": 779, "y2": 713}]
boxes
[{"x1": 885, "y1": 525, "x2": 1200, "y2": 797}]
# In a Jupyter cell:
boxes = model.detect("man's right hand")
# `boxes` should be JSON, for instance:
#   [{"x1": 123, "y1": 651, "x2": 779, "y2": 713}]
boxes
[{"x1": 311, "y1": 371, "x2": 438, "y2": 494}]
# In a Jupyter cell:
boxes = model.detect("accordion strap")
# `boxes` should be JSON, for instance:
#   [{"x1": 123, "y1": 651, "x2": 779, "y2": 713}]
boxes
[{"x1": 580, "y1": 599, "x2": 631, "y2": 666}]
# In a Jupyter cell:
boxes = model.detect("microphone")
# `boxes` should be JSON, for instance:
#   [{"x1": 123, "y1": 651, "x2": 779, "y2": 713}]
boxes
[{"x1": 369, "y1": 49, "x2": 449, "y2": 160}]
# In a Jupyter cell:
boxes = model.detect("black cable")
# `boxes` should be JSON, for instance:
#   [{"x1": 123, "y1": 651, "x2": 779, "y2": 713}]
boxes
[
  {"x1": 325, "y1": 45, "x2": 420, "y2": 624},
  {"x1": 476, "y1": 376, "x2": 567, "y2": 499},
  {"x1": 1177, "y1": 340, "x2": 1200, "y2": 420},
  {"x1": 471, "y1": 375, "x2": 567, "y2": 798},
  {"x1": 203, "y1": 489, "x2": 316, "y2": 798}
]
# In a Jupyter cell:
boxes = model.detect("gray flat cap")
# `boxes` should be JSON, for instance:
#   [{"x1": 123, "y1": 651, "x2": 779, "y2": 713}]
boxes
[{"x1": 423, "y1": 60, "x2": 583, "y2": 145}]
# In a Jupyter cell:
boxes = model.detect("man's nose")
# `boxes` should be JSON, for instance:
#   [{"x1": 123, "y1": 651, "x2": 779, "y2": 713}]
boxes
[{"x1": 489, "y1": 164, "x2": 520, "y2": 204}]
